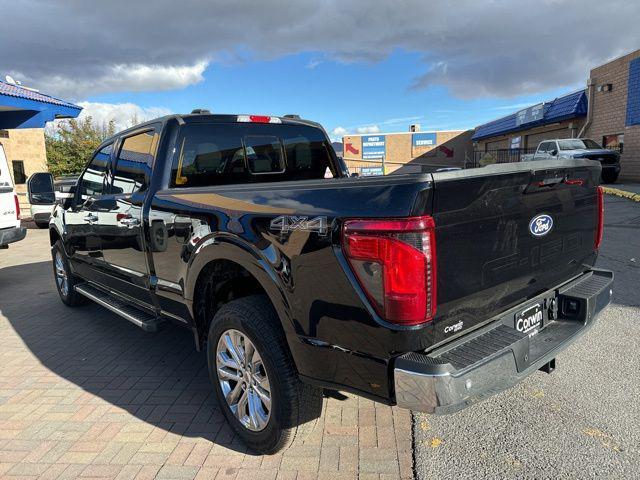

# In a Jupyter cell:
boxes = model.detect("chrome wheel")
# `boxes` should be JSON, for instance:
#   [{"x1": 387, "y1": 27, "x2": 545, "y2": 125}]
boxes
[
  {"x1": 216, "y1": 329, "x2": 271, "y2": 432},
  {"x1": 54, "y1": 251, "x2": 69, "y2": 297}
]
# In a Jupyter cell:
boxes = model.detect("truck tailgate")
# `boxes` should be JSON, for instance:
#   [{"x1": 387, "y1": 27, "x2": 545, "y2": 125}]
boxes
[{"x1": 430, "y1": 159, "x2": 602, "y2": 344}]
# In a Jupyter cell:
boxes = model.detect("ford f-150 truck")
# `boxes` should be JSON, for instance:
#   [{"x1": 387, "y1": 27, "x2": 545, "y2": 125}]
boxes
[
  {"x1": 522, "y1": 138, "x2": 621, "y2": 183},
  {"x1": 29, "y1": 112, "x2": 613, "y2": 453}
]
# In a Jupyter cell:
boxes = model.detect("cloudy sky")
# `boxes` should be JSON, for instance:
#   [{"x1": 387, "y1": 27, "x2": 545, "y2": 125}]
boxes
[{"x1": 1, "y1": 0, "x2": 639, "y2": 138}]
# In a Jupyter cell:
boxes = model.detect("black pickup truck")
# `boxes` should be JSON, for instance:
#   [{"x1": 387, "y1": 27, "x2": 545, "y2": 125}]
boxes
[{"x1": 30, "y1": 112, "x2": 613, "y2": 453}]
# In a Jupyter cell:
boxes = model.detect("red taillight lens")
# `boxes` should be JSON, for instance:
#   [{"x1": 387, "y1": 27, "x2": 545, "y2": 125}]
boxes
[
  {"x1": 14, "y1": 194, "x2": 20, "y2": 220},
  {"x1": 342, "y1": 216, "x2": 437, "y2": 326},
  {"x1": 595, "y1": 186, "x2": 604, "y2": 250}
]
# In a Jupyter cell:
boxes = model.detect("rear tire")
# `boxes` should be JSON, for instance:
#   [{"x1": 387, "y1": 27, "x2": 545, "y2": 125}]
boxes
[
  {"x1": 207, "y1": 295, "x2": 323, "y2": 454},
  {"x1": 52, "y1": 240, "x2": 89, "y2": 307},
  {"x1": 601, "y1": 170, "x2": 619, "y2": 184}
]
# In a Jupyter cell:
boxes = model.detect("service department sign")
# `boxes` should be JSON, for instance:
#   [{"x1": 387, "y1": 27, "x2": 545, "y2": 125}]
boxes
[{"x1": 412, "y1": 132, "x2": 437, "y2": 147}]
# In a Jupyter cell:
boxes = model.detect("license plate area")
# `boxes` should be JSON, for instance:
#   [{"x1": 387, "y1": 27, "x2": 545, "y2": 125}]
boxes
[{"x1": 515, "y1": 303, "x2": 543, "y2": 335}]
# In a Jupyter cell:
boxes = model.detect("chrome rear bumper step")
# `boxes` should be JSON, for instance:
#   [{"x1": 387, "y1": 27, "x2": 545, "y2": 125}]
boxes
[{"x1": 75, "y1": 284, "x2": 163, "y2": 332}]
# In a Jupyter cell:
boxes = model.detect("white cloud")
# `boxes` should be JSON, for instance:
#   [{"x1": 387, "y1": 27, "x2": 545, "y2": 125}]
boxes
[
  {"x1": 306, "y1": 59, "x2": 323, "y2": 69},
  {"x1": 77, "y1": 102, "x2": 173, "y2": 131},
  {"x1": 356, "y1": 125, "x2": 380, "y2": 134},
  {"x1": 331, "y1": 126, "x2": 347, "y2": 136},
  {"x1": 25, "y1": 62, "x2": 208, "y2": 101}
]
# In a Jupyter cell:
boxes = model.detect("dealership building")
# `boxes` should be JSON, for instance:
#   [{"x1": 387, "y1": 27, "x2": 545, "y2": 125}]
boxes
[
  {"x1": 472, "y1": 48, "x2": 640, "y2": 181},
  {"x1": 342, "y1": 128, "x2": 474, "y2": 175}
]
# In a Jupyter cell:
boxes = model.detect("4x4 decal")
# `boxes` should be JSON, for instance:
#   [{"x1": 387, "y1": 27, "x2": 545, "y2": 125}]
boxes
[{"x1": 270, "y1": 215, "x2": 328, "y2": 235}]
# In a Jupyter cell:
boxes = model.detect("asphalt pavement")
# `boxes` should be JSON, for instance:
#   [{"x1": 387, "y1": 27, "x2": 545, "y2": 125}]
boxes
[{"x1": 413, "y1": 195, "x2": 640, "y2": 479}]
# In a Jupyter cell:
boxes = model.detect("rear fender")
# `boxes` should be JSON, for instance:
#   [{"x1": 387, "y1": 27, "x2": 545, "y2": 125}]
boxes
[{"x1": 185, "y1": 234, "x2": 295, "y2": 339}]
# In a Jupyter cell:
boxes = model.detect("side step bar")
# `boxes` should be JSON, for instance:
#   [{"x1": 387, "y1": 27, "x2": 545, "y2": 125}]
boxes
[{"x1": 75, "y1": 284, "x2": 164, "y2": 332}]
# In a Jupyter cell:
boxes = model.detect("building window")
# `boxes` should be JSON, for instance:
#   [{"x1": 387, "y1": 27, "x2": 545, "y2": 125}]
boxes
[
  {"x1": 603, "y1": 134, "x2": 624, "y2": 154},
  {"x1": 12, "y1": 160, "x2": 26, "y2": 184},
  {"x1": 0, "y1": 130, "x2": 8, "y2": 139}
]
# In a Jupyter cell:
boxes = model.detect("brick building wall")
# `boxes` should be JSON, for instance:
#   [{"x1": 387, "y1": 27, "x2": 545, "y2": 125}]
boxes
[
  {"x1": 342, "y1": 130, "x2": 472, "y2": 174},
  {"x1": 0, "y1": 128, "x2": 48, "y2": 212},
  {"x1": 585, "y1": 49, "x2": 640, "y2": 181}
]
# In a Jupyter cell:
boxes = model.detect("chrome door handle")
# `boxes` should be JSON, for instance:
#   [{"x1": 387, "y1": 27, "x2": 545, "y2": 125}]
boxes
[
  {"x1": 120, "y1": 217, "x2": 140, "y2": 227},
  {"x1": 84, "y1": 214, "x2": 99, "y2": 224}
]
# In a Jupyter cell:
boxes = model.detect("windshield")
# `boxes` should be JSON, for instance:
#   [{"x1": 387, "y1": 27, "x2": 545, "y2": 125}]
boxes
[{"x1": 558, "y1": 139, "x2": 602, "y2": 150}]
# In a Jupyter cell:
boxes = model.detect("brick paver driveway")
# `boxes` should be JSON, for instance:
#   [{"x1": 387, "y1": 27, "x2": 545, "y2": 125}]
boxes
[{"x1": 0, "y1": 229, "x2": 412, "y2": 480}]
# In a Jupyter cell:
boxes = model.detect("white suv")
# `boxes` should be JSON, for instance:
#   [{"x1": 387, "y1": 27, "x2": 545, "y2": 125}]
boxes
[{"x1": 0, "y1": 144, "x2": 26, "y2": 248}]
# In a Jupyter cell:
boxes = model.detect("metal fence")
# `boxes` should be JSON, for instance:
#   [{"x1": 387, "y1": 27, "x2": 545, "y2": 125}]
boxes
[
  {"x1": 467, "y1": 148, "x2": 537, "y2": 168},
  {"x1": 467, "y1": 145, "x2": 622, "y2": 169}
]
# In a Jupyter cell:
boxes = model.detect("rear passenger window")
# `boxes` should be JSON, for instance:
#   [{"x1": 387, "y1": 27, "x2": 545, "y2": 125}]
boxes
[
  {"x1": 171, "y1": 123, "x2": 336, "y2": 188},
  {"x1": 112, "y1": 130, "x2": 157, "y2": 194}
]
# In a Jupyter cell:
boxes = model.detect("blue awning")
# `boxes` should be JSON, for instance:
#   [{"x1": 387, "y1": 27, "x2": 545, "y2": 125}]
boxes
[
  {"x1": 472, "y1": 90, "x2": 588, "y2": 141},
  {"x1": 0, "y1": 81, "x2": 81, "y2": 129}
]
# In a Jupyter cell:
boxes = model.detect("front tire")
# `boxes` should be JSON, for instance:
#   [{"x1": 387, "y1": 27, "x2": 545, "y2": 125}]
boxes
[
  {"x1": 52, "y1": 240, "x2": 88, "y2": 307},
  {"x1": 207, "y1": 295, "x2": 322, "y2": 454}
]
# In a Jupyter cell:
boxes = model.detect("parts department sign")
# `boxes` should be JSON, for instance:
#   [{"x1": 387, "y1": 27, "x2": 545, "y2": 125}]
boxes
[
  {"x1": 412, "y1": 132, "x2": 437, "y2": 147},
  {"x1": 362, "y1": 135, "x2": 386, "y2": 159}
]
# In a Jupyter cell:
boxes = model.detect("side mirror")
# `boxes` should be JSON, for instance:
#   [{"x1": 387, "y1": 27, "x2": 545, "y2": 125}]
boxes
[
  {"x1": 350, "y1": 172, "x2": 360, "y2": 178},
  {"x1": 27, "y1": 172, "x2": 55, "y2": 205},
  {"x1": 550, "y1": 149, "x2": 558, "y2": 156}
]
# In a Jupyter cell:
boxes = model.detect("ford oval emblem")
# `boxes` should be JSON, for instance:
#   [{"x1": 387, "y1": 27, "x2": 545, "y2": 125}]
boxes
[{"x1": 529, "y1": 214, "x2": 553, "y2": 237}]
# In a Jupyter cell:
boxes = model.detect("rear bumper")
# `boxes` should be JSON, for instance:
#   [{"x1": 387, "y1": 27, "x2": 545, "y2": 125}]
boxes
[
  {"x1": 0, "y1": 226, "x2": 27, "y2": 247},
  {"x1": 393, "y1": 269, "x2": 613, "y2": 414}
]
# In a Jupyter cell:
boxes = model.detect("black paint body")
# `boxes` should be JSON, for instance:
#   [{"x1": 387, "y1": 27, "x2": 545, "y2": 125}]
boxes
[{"x1": 51, "y1": 113, "x2": 603, "y2": 404}]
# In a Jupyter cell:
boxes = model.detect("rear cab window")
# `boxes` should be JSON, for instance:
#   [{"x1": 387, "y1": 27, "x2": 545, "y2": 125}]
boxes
[{"x1": 171, "y1": 122, "x2": 338, "y2": 188}]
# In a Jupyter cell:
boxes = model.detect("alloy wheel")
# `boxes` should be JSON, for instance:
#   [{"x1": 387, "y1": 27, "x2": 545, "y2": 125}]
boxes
[
  {"x1": 216, "y1": 329, "x2": 272, "y2": 431},
  {"x1": 54, "y1": 251, "x2": 69, "y2": 297}
]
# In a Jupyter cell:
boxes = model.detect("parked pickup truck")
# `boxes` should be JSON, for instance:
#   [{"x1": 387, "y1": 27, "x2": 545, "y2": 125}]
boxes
[
  {"x1": 522, "y1": 138, "x2": 621, "y2": 183},
  {"x1": 30, "y1": 112, "x2": 613, "y2": 453}
]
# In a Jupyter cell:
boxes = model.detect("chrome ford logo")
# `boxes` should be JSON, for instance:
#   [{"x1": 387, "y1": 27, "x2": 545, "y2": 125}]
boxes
[{"x1": 529, "y1": 214, "x2": 553, "y2": 237}]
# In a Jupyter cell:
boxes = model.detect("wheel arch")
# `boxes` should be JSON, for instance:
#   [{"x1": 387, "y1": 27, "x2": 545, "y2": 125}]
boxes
[{"x1": 186, "y1": 238, "x2": 294, "y2": 352}]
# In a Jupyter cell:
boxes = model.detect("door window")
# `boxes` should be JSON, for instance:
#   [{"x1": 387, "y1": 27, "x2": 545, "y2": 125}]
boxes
[
  {"x1": 112, "y1": 130, "x2": 157, "y2": 194},
  {"x1": 78, "y1": 144, "x2": 111, "y2": 199}
]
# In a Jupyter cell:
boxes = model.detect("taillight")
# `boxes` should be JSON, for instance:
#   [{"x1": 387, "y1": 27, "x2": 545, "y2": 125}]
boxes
[
  {"x1": 236, "y1": 115, "x2": 282, "y2": 124},
  {"x1": 14, "y1": 194, "x2": 20, "y2": 220},
  {"x1": 595, "y1": 186, "x2": 604, "y2": 250},
  {"x1": 342, "y1": 216, "x2": 437, "y2": 326}
]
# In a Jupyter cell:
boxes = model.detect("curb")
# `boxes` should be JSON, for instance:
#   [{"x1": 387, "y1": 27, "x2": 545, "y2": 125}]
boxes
[{"x1": 601, "y1": 186, "x2": 640, "y2": 202}]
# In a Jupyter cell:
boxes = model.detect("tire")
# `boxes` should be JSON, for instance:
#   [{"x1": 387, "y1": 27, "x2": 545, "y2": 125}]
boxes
[
  {"x1": 35, "y1": 221, "x2": 49, "y2": 229},
  {"x1": 52, "y1": 240, "x2": 89, "y2": 307},
  {"x1": 601, "y1": 170, "x2": 619, "y2": 184},
  {"x1": 207, "y1": 295, "x2": 323, "y2": 454}
]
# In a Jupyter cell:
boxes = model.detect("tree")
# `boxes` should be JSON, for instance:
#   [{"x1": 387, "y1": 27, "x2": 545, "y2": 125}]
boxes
[{"x1": 45, "y1": 117, "x2": 116, "y2": 177}]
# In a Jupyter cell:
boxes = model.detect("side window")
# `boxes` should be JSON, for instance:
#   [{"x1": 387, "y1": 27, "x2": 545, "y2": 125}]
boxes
[
  {"x1": 538, "y1": 142, "x2": 551, "y2": 153},
  {"x1": 112, "y1": 130, "x2": 157, "y2": 195},
  {"x1": 79, "y1": 144, "x2": 111, "y2": 198},
  {"x1": 245, "y1": 136, "x2": 285, "y2": 174},
  {"x1": 173, "y1": 125, "x2": 248, "y2": 187}
]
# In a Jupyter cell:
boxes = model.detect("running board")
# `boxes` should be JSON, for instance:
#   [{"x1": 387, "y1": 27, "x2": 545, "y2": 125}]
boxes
[{"x1": 75, "y1": 284, "x2": 163, "y2": 332}]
